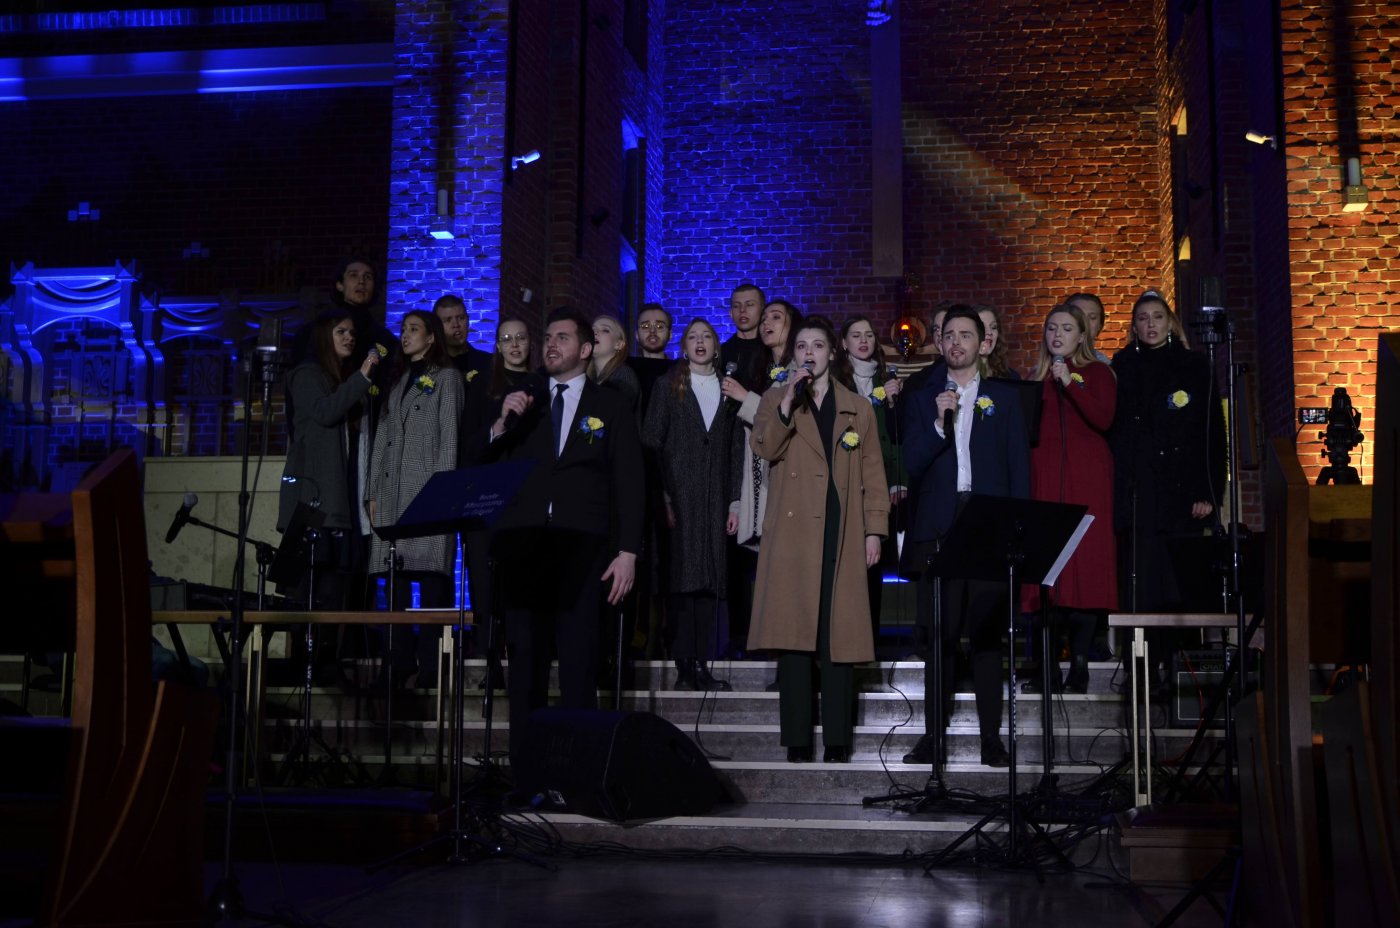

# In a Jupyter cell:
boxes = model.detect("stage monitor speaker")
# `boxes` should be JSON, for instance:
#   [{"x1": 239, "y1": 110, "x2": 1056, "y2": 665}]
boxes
[
  {"x1": 1171, "y1": 649, "x2": 1228, "y2": 728},
  {"x1": 516, "y1": 708, "x2": 728, "y2": 821}
]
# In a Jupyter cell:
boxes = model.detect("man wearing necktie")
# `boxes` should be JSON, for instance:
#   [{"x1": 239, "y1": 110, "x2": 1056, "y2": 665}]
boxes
[{"x1": 467, "y1": 306, "x2": 644, "y2": 769}]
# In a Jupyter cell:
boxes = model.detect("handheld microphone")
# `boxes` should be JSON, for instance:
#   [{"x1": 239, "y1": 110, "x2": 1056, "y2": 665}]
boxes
[
  {"x1": 502, "y1": 372, "x2": 543, "y2": 430},
  {"x1": 165, "y1": 492, "x2": 198, "y2": 544},
  {"x1": 724, "y1": 361, "x2": 738, "y2": 379},
  {"x1": 1052, "y1": 355, "x2": 1065, "y2": 391},
  {"x1": 793, "y1": 360, "x2": 816, "y2": 397},
  {"x1": 943, "y1": 380, "x2": 957, "y2": 436}
]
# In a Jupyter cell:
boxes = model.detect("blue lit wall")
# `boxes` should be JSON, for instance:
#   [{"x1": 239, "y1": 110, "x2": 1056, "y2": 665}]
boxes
[
  {"x1": 384, "y1": 0, "x2": 508, "y2": 350},
  {"x1": 659, "y1": 1, "x2": 887, "y2": 340}
]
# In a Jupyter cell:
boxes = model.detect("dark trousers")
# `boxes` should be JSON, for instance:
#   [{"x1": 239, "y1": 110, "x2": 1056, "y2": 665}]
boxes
[
  {"x1": 925, "y1": 577, "x2": 1006, "y2": 741},
  {"x1": 496, "y1": 529, "x2": 608, "y2": 766},
  {"x1": 669, "y1": 592, "x2": 719, "y2": 661},
  {"x1": 777, "y1": 553, "x2": 855, "y2": 749},
  {"x1": 726, "y1": 543, "x2": 758, "y2": 653}
]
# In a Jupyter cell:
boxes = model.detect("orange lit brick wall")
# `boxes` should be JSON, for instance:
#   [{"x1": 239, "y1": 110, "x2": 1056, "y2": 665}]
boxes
[{"x1": 1281, "y1": 0, "x2": 1400, "y2": 484}]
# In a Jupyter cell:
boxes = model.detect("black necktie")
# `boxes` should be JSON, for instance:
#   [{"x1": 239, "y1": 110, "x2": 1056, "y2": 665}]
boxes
[{"x1": 551, "y1": 383, "x2": 567, "y2": 457}]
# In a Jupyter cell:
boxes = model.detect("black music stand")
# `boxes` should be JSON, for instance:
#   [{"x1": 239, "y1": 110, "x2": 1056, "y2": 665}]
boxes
[
  {"x1": 922, "y1": 494, "x2": 1086, "y2": 876},
  {"x1": 371, "y1": 459, "x2": 540, "y2": 867}
]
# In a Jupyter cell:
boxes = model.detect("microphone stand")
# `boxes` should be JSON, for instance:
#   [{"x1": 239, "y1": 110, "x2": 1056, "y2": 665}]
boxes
[{"x1": 209, "y1": 343, "x2": 284, "y2": 924}]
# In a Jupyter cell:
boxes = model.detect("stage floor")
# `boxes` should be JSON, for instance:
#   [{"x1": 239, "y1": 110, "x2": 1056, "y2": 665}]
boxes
[{"x1": 210, "y1": 856, "x2": 1224, "y2": 927}]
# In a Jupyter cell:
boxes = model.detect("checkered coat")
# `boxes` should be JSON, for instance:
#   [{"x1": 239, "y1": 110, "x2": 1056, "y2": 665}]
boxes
[{"x1": 367, "y1": 364, "x2": 465, "y2": 577}]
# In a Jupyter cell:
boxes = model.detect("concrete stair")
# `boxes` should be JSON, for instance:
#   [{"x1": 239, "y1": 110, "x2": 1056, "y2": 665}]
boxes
[{"x1": 2, "y1": 653, "x2": 1215, "y2": 857}]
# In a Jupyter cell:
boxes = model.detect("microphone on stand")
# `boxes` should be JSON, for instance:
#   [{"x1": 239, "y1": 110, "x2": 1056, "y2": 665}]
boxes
[{"x1": 165, "y1": 493, "x2": 198, "y2": 544}]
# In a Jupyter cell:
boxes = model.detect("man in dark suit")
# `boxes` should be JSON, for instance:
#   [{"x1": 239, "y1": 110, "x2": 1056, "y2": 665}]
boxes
[
  {"x1": 901, "y1": 306, "x2": 1029, "y2": 768},
  {"x1": 466, "y1": 306, "x2": 644, "y2": 767}
]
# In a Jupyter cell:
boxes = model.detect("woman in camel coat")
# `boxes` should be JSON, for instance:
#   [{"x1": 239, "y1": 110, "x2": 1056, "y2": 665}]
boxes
[{"x1": 748, "y1": 316, "x2": 889, "y2": 763}]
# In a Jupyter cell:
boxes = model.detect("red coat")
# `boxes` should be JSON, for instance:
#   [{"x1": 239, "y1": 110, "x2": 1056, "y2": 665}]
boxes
[{"x1": 1022, "y1": 361, "x2": 1117, "y2": 612}]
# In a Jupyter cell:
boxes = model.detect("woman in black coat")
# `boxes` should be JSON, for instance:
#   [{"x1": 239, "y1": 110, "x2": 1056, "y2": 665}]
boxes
[
  {"x1": 642, "y1": 318, "x2": 741, "y2": 690},
  {"x1": 1111, "y1": 291, "x2": 1227, "y2": 613},
  {"x1": 278, "y1": 308, "x2": 380, "y2": 609}
]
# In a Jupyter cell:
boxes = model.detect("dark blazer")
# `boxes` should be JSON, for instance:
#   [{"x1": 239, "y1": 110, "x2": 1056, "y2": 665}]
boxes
[
  {"x1": 902, "y1": 375, "x2": 1029, "y2": 543},
  {"x1": 468, "y1": 375, "x2": 644, "y2": 554}
]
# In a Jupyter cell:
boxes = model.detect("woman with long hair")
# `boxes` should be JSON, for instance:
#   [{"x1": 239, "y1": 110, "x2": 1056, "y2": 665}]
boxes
[
  {"x1": 1111, "y1": 291, "x2": 1225, "y2": 615},
  {"x1": 977, "y1": 304, "x2": 1021, "y2": 379},
  {"x1": 458, "y1": 317, "x2": 533, "y2": 687},
  {"x1": 748, "y1": 316, "x2": 889, "y2": 763},
  {"x1": 278, "y1": 310, "x2": 381, "y2": 615},
  {"x1": 642, "y1": 318, "x2": 740, "y2": 690},
  {"x1": 590, "y1": 314, "x2": 640, "y2": 410},
  {"x1": 366, "y1": 309, "x2": 466, "y2": 685},
  {"x1": 1020, "y1": 304, "x2": 1117, "y2": 692},
  {"x1": 720, "y1": 299, "x2": 801, "y2": 551},
  {"x1": 839, "y1": 315, "x2": 907, "y2": 640}
]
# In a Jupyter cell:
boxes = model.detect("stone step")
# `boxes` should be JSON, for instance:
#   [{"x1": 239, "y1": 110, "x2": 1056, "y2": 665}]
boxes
[
  {"x1": 258, "y1": 716, "x2": 1213, "y2": 772},
  {"x1": 260, "y1": 684, "x2": 1143, "y2": 730}
]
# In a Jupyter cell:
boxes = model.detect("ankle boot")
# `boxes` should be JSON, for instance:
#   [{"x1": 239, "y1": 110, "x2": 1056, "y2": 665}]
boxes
[
  {"x1": 1064, "y1": 655, "x2": 1090, "y2": 694},
  {"x1": 674, "y1": 659, "x2": 697, "y2": 690},
  {"x1": 693, "y1": 661, "x2": 732, "y2": 692}
]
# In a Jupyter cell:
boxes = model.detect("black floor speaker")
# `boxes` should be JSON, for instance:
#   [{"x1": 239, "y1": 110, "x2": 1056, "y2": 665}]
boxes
[{"x1": 516, "y1": 708, "x2": 728, "y2": 821}]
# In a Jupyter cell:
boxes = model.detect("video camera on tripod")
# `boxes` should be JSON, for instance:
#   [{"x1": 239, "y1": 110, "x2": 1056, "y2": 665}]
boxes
[{"x1": 1316, "y1": 386, "x2": 1364, "y2": 485}]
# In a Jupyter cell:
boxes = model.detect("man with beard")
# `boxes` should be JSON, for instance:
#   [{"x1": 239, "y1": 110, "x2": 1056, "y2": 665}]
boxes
[
  {"x1": 901, "y1": 306, "x2": 1028, "y2": 768},
  {"x1": 465, "y1": 307, "x2": 643, "y2": 767}
]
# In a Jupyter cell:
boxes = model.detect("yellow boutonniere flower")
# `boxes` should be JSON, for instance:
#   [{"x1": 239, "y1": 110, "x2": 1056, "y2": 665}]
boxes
[
  {"x1": 976, "y1": 395, "x2": 996, "y2": 417},
  {"x1": 769, "y1": 365, "x2": 789, "y2": 383},
  {"x1": 368, "y1": 385, "x2": 380, "y2": 396},
  {"x1": 578, "y1": 416, "x2": 606, "y2": 443},
  {"x1": 416, "y1": 374, "x2": 436, "y2": 396},
  {"x1": 870, "y1": 386, "x2": 887, "y2": 407},
  {"x1": 839, "y1": 428, "x2": 861, "y2": 451},
  {"x1": 1069, "y1": 372, "x2": 1085, "y2": 387},
  {"x1": 466, "y1": 369, "x2": 478, "y2": 383},
  {"x1": 374, "y1": 343, "x2": 389, "y2": 359},
  {"x1": 1169, "y1": 390, "x2": 1190, "y2": 409}
]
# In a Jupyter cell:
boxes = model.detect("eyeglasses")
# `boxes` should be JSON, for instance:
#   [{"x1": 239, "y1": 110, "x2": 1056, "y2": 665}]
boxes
[
  {"x1": 498, "y1": 333, "x2": 528, "y2": 344},
  {"x1": 638, "y1": 322, "x2": 670, "y2": 332}
]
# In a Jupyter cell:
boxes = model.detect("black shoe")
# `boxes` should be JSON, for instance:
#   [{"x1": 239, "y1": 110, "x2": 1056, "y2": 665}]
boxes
[
  {"x1": 1021, "y1": 665, "x2": 1063, "y2": 694},
  {"x1": 673, "y1": 660, "x2": 697, "y2": 691},
  {"x1": 1064, "y1": 656, "x2": 1089, "y2": 694},
  {"x1": 902, "y1": 733, "x2": 942, "y2": 765},
  {"x1": 980, "y1": 736, "x2": 1011, "y2": 768},
  {"x1": 764, "y1": 677, "x2": 780, "y2": 692},
  {"x1": 694, "y1": 662, "x2": 732, "y2": 692},
  {"x1": 823, "y1": 745, "x2": 852, "y2": 763},
  {"x1": 786, "y1": 745, "x2": 814, "y2": 763}
]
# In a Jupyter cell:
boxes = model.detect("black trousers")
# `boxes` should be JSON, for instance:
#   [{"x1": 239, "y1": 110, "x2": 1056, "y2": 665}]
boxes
[
  {"x1": 495, "y1": 529, "x2": 608, "y2": 767},
  {"x1": 925, "y1": 577, "x2": 1007, "y2": 741},
  {"x1": 669, "y1": 592, "x2": 719, "y2": 661}
]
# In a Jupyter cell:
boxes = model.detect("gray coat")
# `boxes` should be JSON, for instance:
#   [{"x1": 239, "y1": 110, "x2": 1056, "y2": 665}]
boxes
[
  {"x1": 367, "y1": 364, "x2": 465, "y2": 577},
  {"x1": 641, "y1": 369, "x2": 741, "y2": 597},
  {"x1": 278, "y1": 362, "x2": 372, "y2": 532}
]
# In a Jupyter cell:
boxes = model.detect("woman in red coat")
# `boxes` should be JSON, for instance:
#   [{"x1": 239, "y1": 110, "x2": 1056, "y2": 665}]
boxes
[{"x1": 1023, "y1": 303, "x2": 1116, "y2": 692}]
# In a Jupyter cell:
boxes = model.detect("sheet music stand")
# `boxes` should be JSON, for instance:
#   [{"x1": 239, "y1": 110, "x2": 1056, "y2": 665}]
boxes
[
  {"x1": 923, "y1": 494, "x2": 1086, "y2": 875},
  {"x1": 372, "y1": 459, "x2": 538, "y2": 867}
]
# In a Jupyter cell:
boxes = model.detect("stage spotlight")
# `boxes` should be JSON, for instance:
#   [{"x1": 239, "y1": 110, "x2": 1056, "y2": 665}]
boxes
[
  {"x1": 1244, "y1": 130, "x2": 1276, "y2": 148},
  {"x1": 511, "y1": 149, "x2": 541, "y2": 171}
]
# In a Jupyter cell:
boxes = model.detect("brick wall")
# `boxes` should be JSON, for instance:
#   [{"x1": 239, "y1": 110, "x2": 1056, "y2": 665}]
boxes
[
  {"x1": 385, "y1": 0, "x2": 509, "y2": 346},
  {"x1": 1280, "y1": 0, "x2": 1400, "y2": 484},
  {"x1": 0, "y1": 88, "x2": 392, "y2": 299},
  {"x1": 902, "y1": 0, "x2": 1163, "y2": 374}
]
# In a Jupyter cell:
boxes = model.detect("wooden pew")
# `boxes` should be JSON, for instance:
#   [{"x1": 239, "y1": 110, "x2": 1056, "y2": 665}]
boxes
[{"x1": 1, "y1": 449, "x2": 219, "y2": 926}]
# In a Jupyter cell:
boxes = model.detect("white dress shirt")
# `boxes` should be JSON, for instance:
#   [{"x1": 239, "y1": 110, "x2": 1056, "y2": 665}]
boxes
[
  {"x1": 933, "y1": 373, "x2": 980, "y2": 492},
  {"x1": 549, "y1": 372, "x2": 587, "y2": 456}
]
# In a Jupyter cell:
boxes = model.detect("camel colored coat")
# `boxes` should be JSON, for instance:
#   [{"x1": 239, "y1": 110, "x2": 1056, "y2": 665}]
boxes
[{"x1": 747, "y1": 381, "x2": 890, "y2": 663}]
